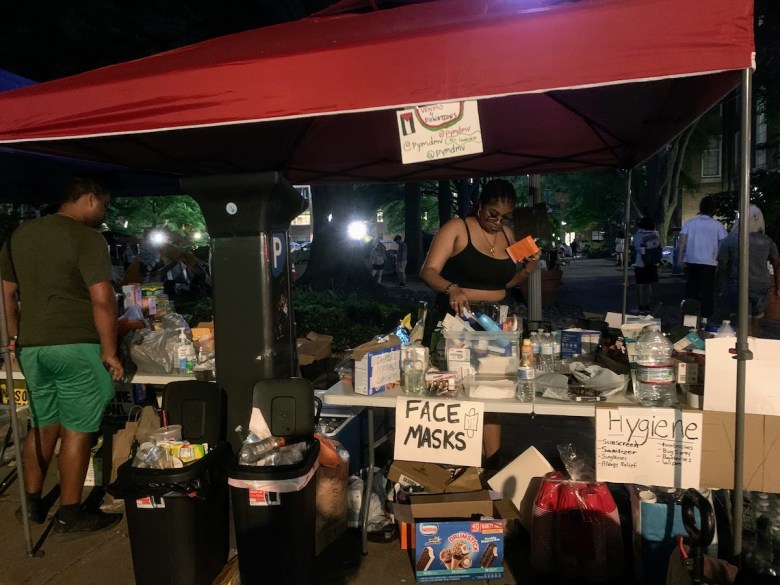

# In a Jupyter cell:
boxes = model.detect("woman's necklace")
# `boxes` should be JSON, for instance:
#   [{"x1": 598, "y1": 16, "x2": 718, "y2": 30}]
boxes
[{"x1": 479, "y1": 225, "x2": 499, "y2": 255}]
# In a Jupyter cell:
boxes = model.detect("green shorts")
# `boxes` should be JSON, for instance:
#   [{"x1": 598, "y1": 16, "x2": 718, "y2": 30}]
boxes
[{"x1": 17, "y1": 344, "x2": 115, "y2": 433}]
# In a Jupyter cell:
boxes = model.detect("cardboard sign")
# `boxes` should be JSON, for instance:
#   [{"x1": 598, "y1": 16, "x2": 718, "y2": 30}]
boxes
[
  {"x1": 595, "y1": 406, "x2": 702, "y2": 488},
  {"x1": 397, "y1": 100, "x2": 483, "y2": 164},
  {"x1": 704, "y1": 337, "x2": 780, "y2": 416},
  {"x1": 394, "y1": 397, "x2": 484, "y2": 467}
]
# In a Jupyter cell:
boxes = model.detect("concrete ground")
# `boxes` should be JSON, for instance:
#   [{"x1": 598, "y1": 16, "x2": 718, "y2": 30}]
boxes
[{"x1": 0, "y1": 257, "x2": 756, "y2": 584}]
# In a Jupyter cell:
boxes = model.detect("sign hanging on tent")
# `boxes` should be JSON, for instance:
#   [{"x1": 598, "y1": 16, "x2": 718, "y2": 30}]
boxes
[{"x1": 397, "y1": 100, "x2": 483, "y2": 164}]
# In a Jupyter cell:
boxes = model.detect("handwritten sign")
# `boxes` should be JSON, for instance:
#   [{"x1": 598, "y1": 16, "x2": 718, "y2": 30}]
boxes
[
  {"x1": 394, "y1": 397, "x2": 484, "y2": 467},
  {"x1": 397, "y1": 100, "x2": 483, "y2": 164},
  {"x1": 595, "y1": 407, "x2": 702, "y2": 488}
]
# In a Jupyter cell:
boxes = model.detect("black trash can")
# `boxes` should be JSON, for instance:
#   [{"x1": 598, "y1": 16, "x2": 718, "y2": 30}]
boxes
[
  {"x1": 229, "y1": 378, "x2": 319, "y2": 585},
  {"x1": 113, "y1": 381, "x2": 230, "y2": 585}
]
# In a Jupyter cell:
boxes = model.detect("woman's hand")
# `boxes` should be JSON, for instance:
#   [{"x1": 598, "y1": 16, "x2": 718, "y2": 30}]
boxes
[{"x1": 447, "y1": 285, "x2": 470, "y2": 316}]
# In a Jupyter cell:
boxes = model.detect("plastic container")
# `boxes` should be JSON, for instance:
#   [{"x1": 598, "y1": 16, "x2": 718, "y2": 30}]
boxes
[
  {"x1": 443, "y1": 330, "x2": 520, "y2": 373},
  {"x1": 150, "y1": 424, "x2": 183, "y2": 443},
  {"x1": 634, "y1": 325, "x2": 676, "y2": 407},
  {"x1": 113, "y1": 381, "x2": 229, "y2": 585}
]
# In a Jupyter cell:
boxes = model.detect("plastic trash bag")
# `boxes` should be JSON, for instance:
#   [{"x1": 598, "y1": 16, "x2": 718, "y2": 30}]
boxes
[{"x1": 129, "y1": 328, "x2": 179, "y2": 374}]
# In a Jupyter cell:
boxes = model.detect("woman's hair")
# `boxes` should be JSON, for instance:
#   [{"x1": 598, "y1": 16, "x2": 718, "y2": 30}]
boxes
[
  {"x1": 637, "y1": 216, "x2": 656, "y2": 230},
  {"x1": 477, "y1": 179, "x2": 517, "y2": 209}
]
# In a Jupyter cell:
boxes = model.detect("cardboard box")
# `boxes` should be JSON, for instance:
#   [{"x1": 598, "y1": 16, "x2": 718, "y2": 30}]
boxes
[
  {"x1": 388, "y1": 460, "x2": 482, "y2": 494},
  {"x1": 393, "y1": 491, "x2": 519, "y2": 582},
  {"x1": 673, "y1": 359, "x2": 699, "y2": 384},
  {"x1": 560, "y1": 329, "x2": 601, "y2": 359},
  {"x1": 297, "y1": 331, "x2": 334, "y2": 366},
  {"x1": 487, "y1": 446, "x2": 554, "y2": 532},
  {"x1": 700, "y1": 410, "x2": 780, "y2": 493},
  {"x1": 353, "y1": 335, "x2": 401, "y2": 395}
]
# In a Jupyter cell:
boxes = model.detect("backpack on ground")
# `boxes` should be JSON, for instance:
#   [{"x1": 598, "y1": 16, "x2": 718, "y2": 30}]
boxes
[{"x1": 641, "y1": 232, "x2": 663, "y2": 265}]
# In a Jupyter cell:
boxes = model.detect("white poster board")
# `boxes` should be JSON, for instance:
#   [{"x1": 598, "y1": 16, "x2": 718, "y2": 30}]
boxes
[
  {"x1": 595, "y1": 407, "x2": 702, "y2": 488},
  {"x1": 394, "y1": 397, "x2": 484, "y2": 467},
  {"x1": 397, "y1": 100, "x2": 483, "y2": 164},
  {"x1": 704, "y1": 337, "x2": 780, "y2": 416}
]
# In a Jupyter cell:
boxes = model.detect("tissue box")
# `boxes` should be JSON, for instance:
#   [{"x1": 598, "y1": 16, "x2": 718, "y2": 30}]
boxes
[
  {"x1": 560, "y1": 329, "x2": 601, "y2": 359},
  {"x1": 353, "y1": 335, "x2": 401, "y2": 395}
]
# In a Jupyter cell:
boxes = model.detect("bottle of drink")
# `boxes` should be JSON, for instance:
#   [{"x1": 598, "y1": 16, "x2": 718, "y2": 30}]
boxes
[
  {"x1": 634, "y1": 325, "x2": 676, "y2": 407},
  {"x1": 238, "y1": 436, "x2": 286, "y2": 464},
  {"x1": 402, "y1": 353, "x2": 425, "y2": 395},
  {"x1": 530, "y1": 331, "x2": 541, "y2": 359},
  {"x1": 540, "y1": 333, "x2": 555, "y2": 373},
  {"x1": 716, "y1": 320, "x2": 736, "y2": 338},
  {"x1": 517, "y1": 339, "x2": 536, "y2": 402}
]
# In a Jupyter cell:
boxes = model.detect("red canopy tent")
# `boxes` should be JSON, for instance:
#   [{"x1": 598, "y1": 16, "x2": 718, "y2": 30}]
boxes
[
  {"x1": 0, "y1": 0, "x2": 758, "y2": 564},
  {"x1": 0, "y1": 0, "x2": 754, "y2": 189}
]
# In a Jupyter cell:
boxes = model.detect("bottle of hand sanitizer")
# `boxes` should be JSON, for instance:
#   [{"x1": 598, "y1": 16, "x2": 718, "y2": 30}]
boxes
[{"x1": 177, "y1": 328, "x2": 196, "y2": 374}]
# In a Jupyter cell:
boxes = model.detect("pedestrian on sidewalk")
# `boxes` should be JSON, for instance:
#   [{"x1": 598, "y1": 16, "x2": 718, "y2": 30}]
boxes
[
  {"x1": 717, "y1": 204, "x2": 780, "y2": 336},
  {"x1": 394, "y1": 235, "x2": 408, "y2": 287},
  {"x1": 1, "y1": 175, "x2": 124, "y2": 536},
  {"x1": 632, "y1": 217, "x2": 661, "y2": 313},
  {"x1": 369, "y1": 238, "x2": 387, "y2": 283},
  {"x1": 678, "y1": 195, "x2": 727, "y2": 318},
  {"x1": 614, "y1": 231, "x2": 625, "y2": 266}
]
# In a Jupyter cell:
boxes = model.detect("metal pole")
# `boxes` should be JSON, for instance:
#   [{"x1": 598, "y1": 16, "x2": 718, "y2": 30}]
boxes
[
  {"x1": 0, "y1": 263, "x2": 34, "y2": 555},
  {"x1": 527, "y1": 174, "x2": 542, "y2": 323},
  {"x1": 732, "y1": 67, "x2": 753, "y2": 561},
  {"x1": 621, "y1": 169, "x2": 632, "y2": 322}
]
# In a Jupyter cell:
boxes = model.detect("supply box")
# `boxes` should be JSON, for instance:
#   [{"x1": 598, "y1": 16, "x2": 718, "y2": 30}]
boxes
[
  {"x1": 352, "y1": 334, "x2": 402, "y2": 395},
  {"x1": 392, "y1": 491, "x2": 518, "y2": 583},
  {"x1": 560, "y1": 328, "x2": 601, "y2": 359},
  {"x1": 443, "y1": 331, "x2": 520, "y2": 380}
]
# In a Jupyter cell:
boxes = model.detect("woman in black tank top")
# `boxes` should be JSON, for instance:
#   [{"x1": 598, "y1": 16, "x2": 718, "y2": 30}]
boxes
[{"x1": 420, "y1": 179, "x2": 541, "y2": 467}]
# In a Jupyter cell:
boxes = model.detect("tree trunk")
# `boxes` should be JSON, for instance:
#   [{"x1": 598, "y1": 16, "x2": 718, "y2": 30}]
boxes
[
  {"x1": 295, "y1": 184, "x2": 381, "y2": 292},
  {"x1": 437, "y1": 180, "x2": 453, "y2": 227},
  {"x1": 655, "y1": 122, "x2": 698, "y2": 244},
  {"x1": 404, "y1": 182, "x2": 422, "y2": 273},
  {"x1": 455, "y1": 179, "x2": 478, "y2": 217}
]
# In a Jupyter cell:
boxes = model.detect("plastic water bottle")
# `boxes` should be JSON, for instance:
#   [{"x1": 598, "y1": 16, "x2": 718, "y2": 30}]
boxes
[
  {"x1": 716, "y1": 320, "x2": 736, "y2": 338},
  {"x1": 517, "y1": 339, "x2": 535, "y2": 402},
  {"x1": 634, "y1": 325, "x2": 676, "y2": 407},
  {"x1": 238, "y1": 436, "x2": 286, "y2": 464},
  {"x1": 540, "y1": 333, "x2": 555, "y2": 373},
  {"x1": 530, "y1": 331, "x2": 541, "y2": 359}
]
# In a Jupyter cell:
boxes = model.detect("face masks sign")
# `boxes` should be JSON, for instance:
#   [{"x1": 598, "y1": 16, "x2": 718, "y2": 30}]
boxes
[{"x1": 394, "y1": 397, "x2": 484, "y2": 467}]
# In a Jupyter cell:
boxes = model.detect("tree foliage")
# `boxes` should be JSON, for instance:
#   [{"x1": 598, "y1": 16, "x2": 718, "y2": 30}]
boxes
[{"x1": 110, "y1": 195, "x2": 206, "y2": 243}]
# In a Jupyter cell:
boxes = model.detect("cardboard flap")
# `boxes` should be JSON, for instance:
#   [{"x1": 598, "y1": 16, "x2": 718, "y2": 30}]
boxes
[
  {"x1": 352, "y1": 334, "x2": 401, "y2": 361},
  {"x1": 388, "y1": 460, "x2": 482, "y2": 494},
  {"x1": 297, "y1": 331, "x2": 334, "y2": 365}
]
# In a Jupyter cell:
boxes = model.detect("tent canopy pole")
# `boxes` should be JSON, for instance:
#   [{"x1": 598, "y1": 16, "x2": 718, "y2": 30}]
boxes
[
  {"x1": 732, "y1": 66, "x2": 753, "y2": 562},
  {"x1": 621, "y1": 169, "x2": 632, "y2": 322}
]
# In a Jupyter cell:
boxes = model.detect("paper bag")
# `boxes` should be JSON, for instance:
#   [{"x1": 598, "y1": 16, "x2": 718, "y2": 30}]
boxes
[
  {"x1": 134, "y1": 405, "x2": 161, "y2": 444},
  {"x1": 110, "y1": 421, "x2": 138, "y2": 484}
]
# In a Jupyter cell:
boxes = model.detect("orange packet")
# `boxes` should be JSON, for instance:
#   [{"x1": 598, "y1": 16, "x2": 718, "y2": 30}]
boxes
[{"x1": 506, "y1": 235, "x2": 540, "y2": 262}]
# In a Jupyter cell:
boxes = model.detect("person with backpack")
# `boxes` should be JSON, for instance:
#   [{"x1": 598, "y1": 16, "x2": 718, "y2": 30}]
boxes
[{"x1": 633, "y1": 216, "x2": 662, "y2": 313}]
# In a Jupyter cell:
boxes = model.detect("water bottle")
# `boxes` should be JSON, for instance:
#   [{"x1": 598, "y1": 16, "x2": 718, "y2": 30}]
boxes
[
  {"x1": 716, "y1": 320, "x2": 736, "y2": 338},
  {"x1": 402, "y1": 354, "x2": 425, "y2": 395},
  {"x1": 530, "y1": 331, "x2": 541, "y2": 359},
  {"x1": 634, "y1": 325, "x2": 676, "y2": 407},
  {"x1": 238, "y1": 436, "x2": 286, "y2": 464},
  {"x1": 540, "y1": 333, "x2": 555, "y2": 373},
  {"x1": 517, "y1": 339, "x2": 535, "y2": 402}
]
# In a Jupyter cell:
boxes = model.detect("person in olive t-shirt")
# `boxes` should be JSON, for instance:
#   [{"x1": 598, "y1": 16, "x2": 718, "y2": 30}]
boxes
[{"x1": 0, "y1": 176, "x2": 124, "y2": 536}]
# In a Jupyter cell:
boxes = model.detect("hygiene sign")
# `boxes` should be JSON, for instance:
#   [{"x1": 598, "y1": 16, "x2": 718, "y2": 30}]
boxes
[
  {"x1": 397, "y1": 100, "x2": 483, "y2": 164},
  {"x1": 394, "y1": 397, "x2": 484, "y2": 467},
  {"x1": 595, "y1": 406, "x2": 702, "y2": 488}
]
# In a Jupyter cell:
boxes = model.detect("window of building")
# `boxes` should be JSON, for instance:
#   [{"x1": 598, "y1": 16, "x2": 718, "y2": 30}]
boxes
[
  {"x1": 701, "y1": 137, "x2": 722, "y2": 178},
  {"x1": 376, "y1": 209, "x2": 384, "y2": 223},
  {"x1": 756, "y1": 111, "x2": 767, "y2": 169}
]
